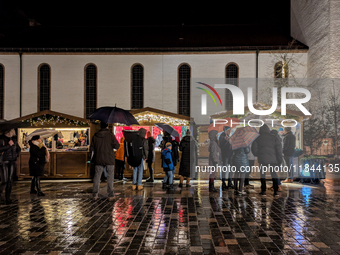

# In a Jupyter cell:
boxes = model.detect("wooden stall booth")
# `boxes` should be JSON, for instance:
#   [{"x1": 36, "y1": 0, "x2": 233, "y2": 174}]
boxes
[
  {"x1": 114, "y1": 107, "x2": 192, "y2": 179},
  {"x1": 12, "y1": 110, "x2": 98, "y2": 179}
]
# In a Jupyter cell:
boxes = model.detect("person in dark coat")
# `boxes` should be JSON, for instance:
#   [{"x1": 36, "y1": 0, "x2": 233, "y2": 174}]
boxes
[
  {"x1": 178, "y1": 130, "x2": 197, "y2": 187},
  {"x1": 90, "y1": 122, "x2": 119, "y2": 200},
  {"x1": 208, "y1": 130, "x2": 221, "y2": 192},
  {"x1": 251, "y1": 124, "x2": 283, "y2": 196},
  {"x1": 231, "y1": 146, "x2": 250, "y2": 195},
  {"x1": 282, "y1": 127, "x2": 296, "y2": 183},
  {"x1": 29, "y1": 135, "x2": 48, "y2": 197},
  {"x1": 219, "y1": 126, "x2": 234, "y2": 190},
  {"x1": 270, "y1": 130, "x2": 282, "y2": 191},
  {"x1": 0, "y1": 129, "x2": 21, "y2": 204},
  {"x1": 146, "y1": 131, "x2": 156, "y2": 182}
]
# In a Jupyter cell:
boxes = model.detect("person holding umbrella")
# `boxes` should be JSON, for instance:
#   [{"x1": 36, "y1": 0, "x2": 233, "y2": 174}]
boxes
[
  {"x1": 0, "y1": 129, "x2": 21, "y2": 204},
  {"x1": 251, "y1": 124, "x2": 283, "y2": 196},
  {"x1": 28, "y1": 135, "x2": 48, "y2": 197},
  {"x1": 90, "y1": 121, "x2": 120, "y2": 200}
]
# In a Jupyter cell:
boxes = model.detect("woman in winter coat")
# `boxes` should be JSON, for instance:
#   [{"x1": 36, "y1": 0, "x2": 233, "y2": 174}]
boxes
[
  {"x1": 208, "y1": 130, "x2": 221, "y2": 192},
  {"x1": 178, "y1": 130, "x2": 196, "y2": 187},
  {"x1": 146, "y1": 131, "x2": 156, "y2": 182},
  {"x1": 0, "y1": 129, "x2": 21, "y2": 204},
  {"x1": 115, "y1": 137, "x2": 126, "y2": 180},
  {"x1": 231, "y1": 146, "x2": 250, "y2": 195},
  {"x1": 29, "y1": 135, "x2": 49, "y2": 196}
]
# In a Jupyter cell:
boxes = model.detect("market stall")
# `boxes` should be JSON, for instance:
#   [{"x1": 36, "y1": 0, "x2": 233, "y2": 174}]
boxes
[
  {"x1": 119, "y1": 107, "x2": 191, "y2": 179},
  {"x1": 12, "y1": 110, "x2": 97, "y2": 179}
]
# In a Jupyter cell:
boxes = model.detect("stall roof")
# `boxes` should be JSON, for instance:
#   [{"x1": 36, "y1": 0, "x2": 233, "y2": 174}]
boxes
[
  {"x1": 129, "y1": 107, "x2": 192, "y2": 126},
  {"x1": 12, "y1": 110, "x2": 90, "y2": 127}
]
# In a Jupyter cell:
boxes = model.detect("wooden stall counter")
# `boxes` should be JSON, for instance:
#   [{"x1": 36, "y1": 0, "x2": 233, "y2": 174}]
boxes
[{"x1": 18, "y1": 151, "x2": 91, "y2": 179}]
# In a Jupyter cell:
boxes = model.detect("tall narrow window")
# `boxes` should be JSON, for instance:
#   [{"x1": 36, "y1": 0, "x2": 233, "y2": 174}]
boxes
[
  {"x1": 225, "y1": 63, "x2": 238, "y2": 111},
  {"x1": 131, "y1": 64, "x2": 143, "y2": 109},
  {"x1": 178, "y1": 64, "x2": 190, "y2": 117},
  {"x1": 274, "y1": 61, "x2": 289, "y2": 78},
  {"x1": 38, "y1": 64, "x2": 51, "y2": 111},
  {"x1": 85, "y1": 64, "x2": 97, "y2": 118},
  {"x1": 0, "y1": 64, "x2": 4, "y2": 119}
]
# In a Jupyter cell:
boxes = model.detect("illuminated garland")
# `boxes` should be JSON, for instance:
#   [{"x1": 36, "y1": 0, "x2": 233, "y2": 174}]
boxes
[
  {"x1": 22, "y1": 114, "x2": 89, "y2": 127},
  {"x1": 134, "y1": 114, "x2": 190, "y2": 126}
]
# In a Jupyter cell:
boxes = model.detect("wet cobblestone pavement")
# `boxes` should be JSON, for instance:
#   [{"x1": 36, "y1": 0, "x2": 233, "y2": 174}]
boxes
[{"x1": 1, "y1": 179, "x2": 340, "y2": 255}]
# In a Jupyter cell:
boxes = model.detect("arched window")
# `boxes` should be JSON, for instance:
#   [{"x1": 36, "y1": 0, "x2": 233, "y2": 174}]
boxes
[
  {"x1": 225, "y1": 63, "x2": 238, "y2": 111},
  {"x1": 131, "y1": 64, "x2": 143, "y2": 109},
  {"x1": 274, "y1": 61, "x2": 289, "y2": 78},
  {"x1": 38, "y1": 64, "x2": 51, "y2": 111},
  {"x1": 0, "y1": 64, "x2": 4, "y2": 119},
  {"x1": 85, "y1": 64, "x2": 97, "y2": 118},
  {"x1": 178, "y1": 64, "x2": 191, "y2": 117}
]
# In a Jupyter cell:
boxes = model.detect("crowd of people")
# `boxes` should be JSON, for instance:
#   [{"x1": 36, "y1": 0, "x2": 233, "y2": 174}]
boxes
[
  {"x1": 0, "y1": 121, "x2": 302, "y2": 203},
  {"x1": 208, "y1": 124, "x2": 296, "y2": 196}
]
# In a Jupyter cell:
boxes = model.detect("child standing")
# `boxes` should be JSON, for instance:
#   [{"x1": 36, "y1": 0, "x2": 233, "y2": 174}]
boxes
[{"x1": 162, "y1": 142, "x2": 175, "y2": 189}]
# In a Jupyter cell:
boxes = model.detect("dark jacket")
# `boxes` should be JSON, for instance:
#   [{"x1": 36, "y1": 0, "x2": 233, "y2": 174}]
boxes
[
  {"x1": 251, "y1": 125, "x2": 283, "y2": 165},
  {"x1": 90, "y1": 128, "x2": 119, "y2": 165},
  {"x1": 283, "y1": 131, "x2": 296, "y2": 157},
  {"x1": 208, "y1": 130, "x2": 221, "y2": 165},
  {"x1": 29, "y1": 140, "x2": 47, "y2": 176},
  {"x1": 232, "y1": 146, "x2": 250, "y2": 169},
  {"x1": 146, "y1": 136, "x2": 156, "y2": 163},
  {"x1": 138, "y1": 128, "x2": 149, "y2": 160},
  {"x1": 219, "y1": 131, "x2": 233, "y2": 159},
  {"x1": 178, "y1": 135, "x2": 196, "y2": 177},
  {"x1": 0, "y1": 136, "x2": 21, "y2": 162}
]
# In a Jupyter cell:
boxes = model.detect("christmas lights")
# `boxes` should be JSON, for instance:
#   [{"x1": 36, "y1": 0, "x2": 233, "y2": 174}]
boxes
[{"x1": 22, "y1": 114, "x2": 88, "y2": 127}]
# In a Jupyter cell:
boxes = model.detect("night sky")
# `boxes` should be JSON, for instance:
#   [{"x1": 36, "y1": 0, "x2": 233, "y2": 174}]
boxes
[{"x1": 0, "y1": 1, "x2": 290, "y2": 28}]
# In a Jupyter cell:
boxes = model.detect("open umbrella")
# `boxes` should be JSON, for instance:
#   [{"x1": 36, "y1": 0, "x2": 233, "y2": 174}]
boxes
[
  {"x1": 207, "y1": 117, "x2": 240, "y2": 133},
  {"x1": 229, "y1": 126, "x2": 259, "y2": 150},
  {"x1": 25, "y1": 129, "x2": 59, "y2": 141},
  {"x1": 89, "y1": 106, "x2": 139, "y2": 125},
  {"x1": 155, "y1": 123, "x2": 180, "y2": 138}
]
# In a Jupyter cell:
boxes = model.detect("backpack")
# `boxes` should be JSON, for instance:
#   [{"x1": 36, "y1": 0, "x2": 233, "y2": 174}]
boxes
[{"x1": 123, "y1": 130, "x2": 143, "y2": 167}]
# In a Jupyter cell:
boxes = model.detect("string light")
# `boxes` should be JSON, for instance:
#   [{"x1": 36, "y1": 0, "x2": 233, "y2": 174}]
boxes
[
  {"x1": 22, "y1": 114, "x2": 88, "y2": 127},
  {"x1": 134, "y1": 113, "x2": 190, "y2": 126}
]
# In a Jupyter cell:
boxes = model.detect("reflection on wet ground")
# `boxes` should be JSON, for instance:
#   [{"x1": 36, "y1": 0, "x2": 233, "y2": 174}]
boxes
[{"x1": 0, "y1": 178, "x2": 340, "y2": 255}]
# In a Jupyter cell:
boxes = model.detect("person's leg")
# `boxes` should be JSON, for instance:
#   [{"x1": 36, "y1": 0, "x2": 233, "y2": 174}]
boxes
[
  {"x1": 35, "y1": 176, "x2": 45, "y2": 196},
  {"x1": 209, "y1": 166, "x2": 217, "y2": 192},
  {"x1": 186, "y1": 177, "x2": 191, "y2": 187},
  {"x1": 93, "y1": 165, "x2": 104, "y2": 198},
  {"x1": 146, "y1": 161, "x2": 154, "y2": 182},
  {"x1": 269, "y1": 165, "x2": 279, "y2": 194},
  {"x1": 259, "y1": 165, "x2": 266, "y2": 195},
  {"x1": 5, "y1": 162, "x2": 14, "y2": 202},
  {"x1": 239, "y1": 172, "x2": 245, "y2": 192},
  {"x1": 163, "y1": 170, "x2": 168, "y2": 189},
  {"x1": 283, "y1": 156, "x2": 294, "y2": 182},
  {"x1": 0, "y1": 165, "x2": 7, "y2": 196},
  {"x1": 289, "y1": 157, "x2": 294, "y2": 180},
  {"x1": 168, "y1": 171, "x2": 174, "y2": 189},
  {"x1": 30, "y1": 176, "x2": 37, "y2": 194},
  {"x1": 137, "y1": 160, "x2": 144, "y2": 189},
  {"x1": 106, "y1": 165, "x2": 115, "y2": 198},
  {"x1": 179, "y1": 176, "x2": 184, "y2": 187},
  {"x1": 245, "y1": 160, "x2": 254, "y2": 186}
]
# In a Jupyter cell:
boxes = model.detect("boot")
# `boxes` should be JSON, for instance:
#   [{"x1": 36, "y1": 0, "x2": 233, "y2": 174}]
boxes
[
  {"x1": 30, "y1": 177, "x2": 37, "y2": 194},
  {"x1": 5, "y1": 188, "x2": 12, "y2": 204},
  {"x1": 221, "y1": 178, "x2": 228, "y2": 191},
  {"x1": 137, "y1": 185, "x2": 143, "y2": 190},
  {"x1": 35, "y1": 177, "x2": 45, "y2": 196},
  {"x1": 168, "y1": 184, "x2": 175, "y2": 190},
  {"x1": 132, "y1": 185, "x2": 137, "y2": 190},
  {"x1": 162, "y1": 182, "x2": 167, "y2": 190},
  {"x1": 209, "y1": 179, "x2": 218, "y2": 192},
  {"x1": 227, "y1": 178, "x2": 234, "y2": 189},
  {"x1": 146, "y1": 169, "x2": 154, "y2": 182}
]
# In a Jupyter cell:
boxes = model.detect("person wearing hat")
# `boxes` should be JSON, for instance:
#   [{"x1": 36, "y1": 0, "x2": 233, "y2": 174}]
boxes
[
  {"x1": 218, "y1": 126, "x2": 234, "y2": 190},
  {"x1": 0, "y1": 129, "x2": 21, "y2": 204},
  {"x1": 162, "y1": 142, "x2": 175, "y2": 189},
  {"x1": 29, "y1": 135, "x2": 49, "y2": 197}
]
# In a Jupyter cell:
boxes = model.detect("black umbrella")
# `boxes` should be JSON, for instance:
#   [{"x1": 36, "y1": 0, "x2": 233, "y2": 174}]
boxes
[
  {"x1": 89, "y1": 106, "x2": 139, "y2": 125},
  {"x1": 155, "y1": 123, "x2": 179, "y2": 138},
  {"x1": 0, "y1": 120, "x2": 31, "y2": 132}
]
